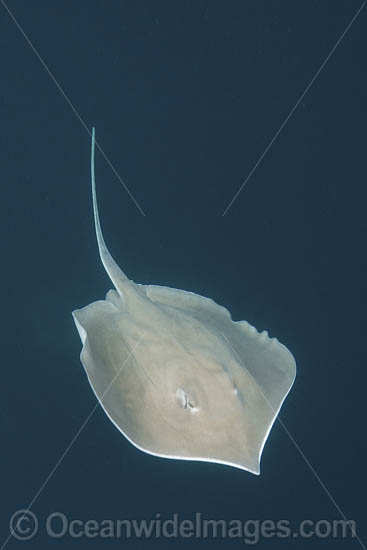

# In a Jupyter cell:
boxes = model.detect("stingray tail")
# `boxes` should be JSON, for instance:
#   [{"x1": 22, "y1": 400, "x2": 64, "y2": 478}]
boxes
[{"x1": 91, "y1": 127, "x2": 132, "y2": 293}]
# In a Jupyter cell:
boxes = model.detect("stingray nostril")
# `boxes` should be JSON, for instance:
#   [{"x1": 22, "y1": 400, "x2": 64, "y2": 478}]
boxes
[
  {"x1": 176, "y1": 388, "x2": 196, "y2": 411},
  {"x1": 176, "y1": 388, "x2": 188, "y2": 408},
  {"x1": 187, "y1": 398, "x2": 196, "y2": 410}
]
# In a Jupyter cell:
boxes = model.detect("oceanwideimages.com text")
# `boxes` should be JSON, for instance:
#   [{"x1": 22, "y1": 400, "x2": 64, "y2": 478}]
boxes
[{"x1": 9, "y1": 510, "x2": 357, "y2": 545}]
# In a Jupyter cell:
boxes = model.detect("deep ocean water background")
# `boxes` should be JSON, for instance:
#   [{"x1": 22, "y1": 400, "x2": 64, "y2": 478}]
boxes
[{"x1": 1, "y1": 2, "x2": 366, "y2": 548}]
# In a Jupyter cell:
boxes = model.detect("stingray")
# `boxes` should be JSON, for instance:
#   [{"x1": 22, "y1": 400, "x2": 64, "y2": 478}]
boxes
[{"x1": 72, "y1": 128, "x2": 296, "y2": 474}]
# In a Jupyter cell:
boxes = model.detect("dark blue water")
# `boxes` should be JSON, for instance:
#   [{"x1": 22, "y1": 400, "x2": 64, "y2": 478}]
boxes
[{"x1": 1, "y1": 2, "x2": 366, "y2": 549}]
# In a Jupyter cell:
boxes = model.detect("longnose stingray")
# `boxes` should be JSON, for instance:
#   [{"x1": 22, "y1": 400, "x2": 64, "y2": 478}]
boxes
[{"x1": 72, "y1": 128, "x2": 296, "y2": 474}]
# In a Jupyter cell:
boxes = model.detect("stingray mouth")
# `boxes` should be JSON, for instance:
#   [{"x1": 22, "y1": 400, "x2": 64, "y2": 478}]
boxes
[{"x1": 175, "y1": 388, "x2": 198, "y2": 412}]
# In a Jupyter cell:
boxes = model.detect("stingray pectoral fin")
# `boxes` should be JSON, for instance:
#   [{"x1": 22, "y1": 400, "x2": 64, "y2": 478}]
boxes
[{"x1": 72, "y1": 300, "x2": 146, "y2": 449}]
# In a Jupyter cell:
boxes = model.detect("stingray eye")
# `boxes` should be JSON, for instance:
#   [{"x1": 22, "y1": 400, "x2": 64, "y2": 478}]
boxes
[{"x1": 176, "y1": 388, "x2": 197, "y2": 411}]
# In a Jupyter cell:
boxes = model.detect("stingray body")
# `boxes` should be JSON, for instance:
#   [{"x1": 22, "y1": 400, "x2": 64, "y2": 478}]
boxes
[{"x1": 72, "y1": 129, "x2": 296, "y2": 474}]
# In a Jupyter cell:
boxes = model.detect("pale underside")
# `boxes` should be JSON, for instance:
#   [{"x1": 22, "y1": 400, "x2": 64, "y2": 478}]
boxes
[{"x1": 72, "y1": 129, "x2": 296, "y2": 475}]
